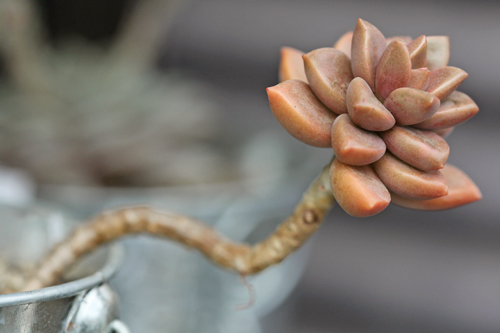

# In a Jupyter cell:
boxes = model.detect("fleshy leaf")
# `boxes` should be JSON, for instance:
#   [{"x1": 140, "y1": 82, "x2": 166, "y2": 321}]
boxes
[
  {"x1": 375, "y1": 40, "x2": 412, "y2": 100},
  {"x1": 386, "y1": 36, "x2": 412, "y2": 44},
  {"x1": 279, "y1": 47, "x2": 308, "y2": 83},
  {"x1": 426, "y1": 66, "x2": 468, "y2": 100},
  {"x1": 407, "y1": 35, "x2": 427, "y2": 69},
  {"x1": 303, "y1": 48, "x2": 353, "y2": 114},
  {"x1": 391, "y1": 164, "x2": 482, "y2": 210},
  {"x1": 384, "y1": 87, "x2": 440, "y2": 125},
  {"x1": 333, "y1": 31, "x2": 353, "y2": 58},
  {"x1": 347, "y1": 77, "x2": 395, "y2": 131},
  {"x1": 267, "y1": 80, "x2": 337, "y2": 147},
  {"x1": 330, "y1": 159, "x2": 390, "y2": 217},
  {"x1": 331, "y1": 114, "x2": 386, "y2": 165},
  {"x1": 351, "y1": 19, "x2": 387, "y2": 90},
  {"x1": 407, "y1": 68, "x2": 430, "y2": 90},
  {"x1": 432, "y1": 127, "x2": 454, "y2": 138},
  {"x1": 426, "y1": 36, "x2": 450, "y2": 71},
  {"x1": 373, "y1": 152, "x2": 448, "y2": 200},
  {"x1": 414, "y1": 91, "x2": 479, "y2": 130},
  {"x1": 379, "y1": 126, "x2": 449, "y2": 171}
]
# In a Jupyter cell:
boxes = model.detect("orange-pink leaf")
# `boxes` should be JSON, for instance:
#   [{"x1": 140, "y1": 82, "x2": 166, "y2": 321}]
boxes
[
  {"x1": 391, "y1": 164, "x2": 482, "y2": 210},
  {"x1": 386, "y1": 36, "x2": 412, "y2": 44},
  {"x1": 267, "y1": 80, "x2": 337, "y2": 147},
  {"x1": 375, "y1": 40, "x2": 412, "y2": 100},
  {"x1": 347, "y1": 77, "x2": 395, "y2": 131},
  {"x1": 432, "y1": 127, "x2": 454, "y2": 138},
  {"x1": 351, "y1": 19, "x2": 387, "y2": 90},
  {"x1": 303, "y1": 48, "x2": 353, "y2": 114},
  {"x1": 373, "y1": 152, "x2": 448, "y2": 200},
  {"x1": 333, "y1": 31, "x2": 353, "y2": 58},
  {"x1": 379, "y1": 126, "x2": 449, "y2": 171},
  {"x1": 279, "y1": 47, "x2": 308, "y2": 83},
  {"x1": 407, "y1": 35, "x2": 427, "y2": 69},
  {"x1": 426, "y1": 36, "x2": 450, "y2": 71},
  {"x1": 331, "y1": 114, "x2": 386, "y2": 166},
  {"x1": 414, "y1": 91, "x2": 479, "y2": 130},
  {"x1": 384, "y1": 87, "x2": 440, "y2": 126},
  {"x1": 407, "y1": 68, "x2": 430, "y2": 90},
  {"x1": 330, "y1": 159, "x2": 390, "y2": 217},
  {"x1": 426, "y1": 66, "x2": 468, "y2": 100}
]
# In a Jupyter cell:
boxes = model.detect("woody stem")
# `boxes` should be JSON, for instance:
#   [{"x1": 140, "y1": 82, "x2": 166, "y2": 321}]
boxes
[{"x1": 18, "y1": 162, "x2": 334, "y2": 292}]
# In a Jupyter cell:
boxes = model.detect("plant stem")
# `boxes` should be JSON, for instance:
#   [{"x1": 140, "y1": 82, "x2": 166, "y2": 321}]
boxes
[{"x1": 19, "y1": 162, "x2": 334, "y2": 292}]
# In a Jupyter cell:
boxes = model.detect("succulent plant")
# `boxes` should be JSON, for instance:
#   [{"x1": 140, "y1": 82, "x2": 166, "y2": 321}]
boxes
[
  {"x1": 6, "y1": 20, "x2": 486, "y2": 295},
  {"x1": 268, "y1": 19, "x2": 481, "y2": 217}
]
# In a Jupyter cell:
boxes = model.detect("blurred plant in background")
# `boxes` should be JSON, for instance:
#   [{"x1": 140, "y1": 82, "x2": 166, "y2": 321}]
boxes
[{"x1": 0, "y1": 0, "x2": 237, "y2": 187}]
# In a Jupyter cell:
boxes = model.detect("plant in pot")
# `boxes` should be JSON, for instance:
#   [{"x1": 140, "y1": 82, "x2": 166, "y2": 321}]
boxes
[
  {"x1": 0, "y1": 10, "x2": 481, "y2": 333},
  {"x1": 0, "y1": 0, "x2": 324, "y2": 331}
]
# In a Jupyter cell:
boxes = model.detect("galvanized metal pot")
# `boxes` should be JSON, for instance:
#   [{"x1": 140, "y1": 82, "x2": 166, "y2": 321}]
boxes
[
  {"x1": 0, "y1": 205, "x2": 127, "y2": 333},
  {"x1": 38, "y1": 133, "x2": 330, "y2": 332}
]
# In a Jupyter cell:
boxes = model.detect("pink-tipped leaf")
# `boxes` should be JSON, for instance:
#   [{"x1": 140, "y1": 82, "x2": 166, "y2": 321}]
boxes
[
  {"x1": 391, "y1": 164, "x2": 482, "y2": 210},
  {"x1": 267, "y1": 80, "x2": 337, "y2": 147},
  {"x1": 427, "y1": 66, "x2": 468, "y2": 100},
  {"x1": 375, "y1": 40, "x2": 412, "y2": 100},
  {"x1": 384, "y1": 87, "x2": 440, "y2": 126},
  {"x1": 426, "y1": 36, "x2": 450, "y2": 71},
  {"x1": 407, "y1": 35, "x2": 427, "y2": 69},
  {"x1": 432, "y1": 127, "x2": 454, "y2": 138},
  {"x1": 373, "y1": 152, "x2": 448, "y2": 200},
  {"x1": 279, "y1": 47, "x2": 308, "y2": 83},
  {"x1": 330, "y1": 159, "x2": 390, "y2": 217},
  {"x1": 333, "y1": 31, "x2": 353, "y2": 58},
  {"x1": 379, "y1": 126, "x2": 449, "y2": 171},
  {"x1": 347, "y1": 77, "x2": 395, "y2": 131},
  {"x1": 407, "y1": 68, "x2": 430, "y2": 90},
  {"x1": 414, "y1": 91, "x2": 479, "y2": 130},
  {"x1": 331, "y1": 114, "x2": 386, "y2": 166},
  {"x1": 303, "y1": 48, "x2": 353, "y2": 114},
  {"x1": 386, "y1": 36, "x2": 412, "y2": 44},
  {"x1": 351, "y1": 19, "x2": 387, "y2": 90}
]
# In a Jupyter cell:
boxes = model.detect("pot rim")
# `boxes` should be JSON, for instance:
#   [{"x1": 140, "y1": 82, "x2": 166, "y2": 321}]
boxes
[{"x1": 0, "y1": 243, "x2": 124, "y2": 308}]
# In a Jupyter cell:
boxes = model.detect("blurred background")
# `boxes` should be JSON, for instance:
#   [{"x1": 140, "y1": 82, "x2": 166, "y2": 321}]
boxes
[{"x1": 0, "y1": 0, "x2": 499, "y2": 332}]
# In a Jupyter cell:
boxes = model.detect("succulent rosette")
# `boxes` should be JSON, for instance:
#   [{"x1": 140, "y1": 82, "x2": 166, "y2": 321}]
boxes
[{"x1": 267, "y1": 19, "x2": 481, "y2": 217}]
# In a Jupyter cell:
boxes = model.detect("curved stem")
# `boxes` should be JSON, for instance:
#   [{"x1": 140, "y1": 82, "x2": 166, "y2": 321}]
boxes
[{"x1": 19, "y1": 162, "x2": 334, "y2": 292}]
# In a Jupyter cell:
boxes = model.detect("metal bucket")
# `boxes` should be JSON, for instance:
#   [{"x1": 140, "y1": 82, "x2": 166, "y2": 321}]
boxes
[
  {"x1": 37, "y1": 132, "x2": 332, "y2": 332},
  {"x1": 0, "y1": 205, "x2": 126, "y2": 333}
]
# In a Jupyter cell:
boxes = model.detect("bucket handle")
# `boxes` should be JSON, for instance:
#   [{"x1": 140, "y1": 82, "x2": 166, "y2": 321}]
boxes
[{"x1": 105, "y1": 320, "x2": 131, "y2": 333}]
